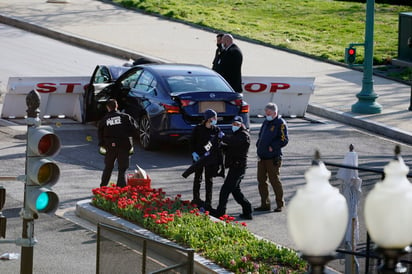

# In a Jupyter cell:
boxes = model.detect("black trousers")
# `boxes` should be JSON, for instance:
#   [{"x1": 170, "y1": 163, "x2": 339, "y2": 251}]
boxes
[
  {"x1": 216, "y1": 165, "x2": 251, "y2": 215},
  {"x1": 193, "y1": 164, "x2": 216, "y2": 205},
  {"x1": 100, "y1": 143, "x2": 131, "y2": 187}
]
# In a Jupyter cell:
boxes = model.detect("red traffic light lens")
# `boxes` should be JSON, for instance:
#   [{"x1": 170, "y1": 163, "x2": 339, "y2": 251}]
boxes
[
  {"x1": 348, "y1": 48, "x2": 355, "y2": 55},
  {"x1": 38, "y1": 134, "x2": 54, "y2": 155}
]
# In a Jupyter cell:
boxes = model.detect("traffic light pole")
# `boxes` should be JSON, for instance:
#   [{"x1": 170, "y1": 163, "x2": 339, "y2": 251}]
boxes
[
  {"x1": 20, "y1": 220, "x2": 34, "y2": 274},
  {"x1": 351, "y1": 0, "x2": 382, "y2": 114},
  {"x1": 20, "y1": 90, "x2": 42, "y2": 274}
]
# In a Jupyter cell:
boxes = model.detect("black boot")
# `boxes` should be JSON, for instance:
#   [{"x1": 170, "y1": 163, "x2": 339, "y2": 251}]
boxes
[{"x1": 240, "y1": 204, "x2": 253, "y2": 220}]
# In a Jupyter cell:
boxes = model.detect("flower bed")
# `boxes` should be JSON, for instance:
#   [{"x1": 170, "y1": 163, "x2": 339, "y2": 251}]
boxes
[{"x1": 92, "y1": 184, "x2": 307, "y2": 273}]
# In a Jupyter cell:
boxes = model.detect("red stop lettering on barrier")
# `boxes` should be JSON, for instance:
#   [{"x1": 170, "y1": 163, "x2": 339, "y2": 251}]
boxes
[
  {"x1": 243, "y1": 82, "x2": 290, "y2": 93},
  {"x1": 36, "y1": 83, "x2": 57, "y2": 93},
  {"x1": 270, "y1": 83, "x2": 290, "y2": 93},
  {"x1": 243, "y1": 83, "x2": 266, "y2": 93},
  {"x1": 36, "y1": 83, "x2": 82, "y2": 93}
]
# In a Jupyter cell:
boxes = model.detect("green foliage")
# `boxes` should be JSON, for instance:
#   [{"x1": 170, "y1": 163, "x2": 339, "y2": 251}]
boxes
[
  {"x1": 113, "y1": 0, "x2": 410, "y2": 65},
  {"x1": 92, "y1": 184, "x2": 307, "y2": 273}
]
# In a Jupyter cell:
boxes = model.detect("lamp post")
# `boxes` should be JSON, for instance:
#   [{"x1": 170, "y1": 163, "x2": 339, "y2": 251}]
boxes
[
  {"x1": 364, "y1": 145, "x2": 412, "y2": 274},
  {"x1": 287, "y1": 151, "x2": 349, "y2": 274},
  {"x1": 351, "y1": 0, "x2": 382, "y2": 114}
]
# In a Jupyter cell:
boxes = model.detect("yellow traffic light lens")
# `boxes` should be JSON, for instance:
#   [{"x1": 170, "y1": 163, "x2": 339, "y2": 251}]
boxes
[
  {"x1": 38, "y1": 163, "x2": 53, "y2": 184},
  {"x1": 36, "y1": 192, "x2": 49, "y2": 211},
  {"x1": 38, "y1": 135, "x2": 53, "y2": 155}
]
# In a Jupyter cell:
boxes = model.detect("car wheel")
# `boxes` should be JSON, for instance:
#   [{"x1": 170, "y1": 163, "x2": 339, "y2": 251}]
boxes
[{"x1": 139, "y1": 115, "x2": 155, "y2": 150}]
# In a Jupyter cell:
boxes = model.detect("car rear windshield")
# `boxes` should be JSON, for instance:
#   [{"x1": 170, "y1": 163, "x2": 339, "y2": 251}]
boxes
[{"x1": 166, "y1": 75, "x2": 233, "y2": 94}]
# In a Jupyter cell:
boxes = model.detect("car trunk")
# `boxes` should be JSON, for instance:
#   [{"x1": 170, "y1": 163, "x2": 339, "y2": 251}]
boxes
[{"x1": 171, "y1": 91, "x2": 242, "y2": 125}]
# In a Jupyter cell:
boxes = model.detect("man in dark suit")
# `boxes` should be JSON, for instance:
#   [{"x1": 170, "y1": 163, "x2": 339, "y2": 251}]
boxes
[
  {"x1": 215, "y1": 34, "x2": 243, "y2": 93},
  {"x1": 212, "y1": 33, "x2": 224, "y2": 71}
]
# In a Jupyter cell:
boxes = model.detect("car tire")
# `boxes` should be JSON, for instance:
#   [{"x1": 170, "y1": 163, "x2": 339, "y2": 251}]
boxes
[{"x1": 139, "y1": 115, "x2": 156, "y2": 150}]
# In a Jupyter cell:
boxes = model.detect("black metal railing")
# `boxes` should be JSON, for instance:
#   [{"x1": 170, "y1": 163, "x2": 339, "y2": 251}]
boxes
[{"x1": 96, "y1": 222, "x2": 194, "y2": 274}]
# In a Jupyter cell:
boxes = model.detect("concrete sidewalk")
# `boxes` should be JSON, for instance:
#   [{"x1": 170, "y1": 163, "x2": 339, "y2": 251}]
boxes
[{"x1": 0, "y1": 0, "x2": 411, "y2": 145}]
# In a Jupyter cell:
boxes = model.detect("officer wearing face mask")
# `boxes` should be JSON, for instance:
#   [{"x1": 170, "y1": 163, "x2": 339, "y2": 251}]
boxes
[
  {"x1": 255, "y1": 102, "x2": 289, "y2": 213},
  {"x1": 186, "y1": 109, "x2": 224, "y2": 207},
  {"x1": 211, "y1": 115, "x2": 253, "y2": 220}
]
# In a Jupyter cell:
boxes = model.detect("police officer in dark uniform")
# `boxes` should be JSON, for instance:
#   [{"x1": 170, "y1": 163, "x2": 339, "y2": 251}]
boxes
[
  {"x1": 188, "y1": 109, "x2": 224, "y2": 207},
  {"x1": 98, "y1": 99, "x2": 138, "y2": 187},
  {"x1": 212, "y1": 116, "x2": 253, "y2": 220}
]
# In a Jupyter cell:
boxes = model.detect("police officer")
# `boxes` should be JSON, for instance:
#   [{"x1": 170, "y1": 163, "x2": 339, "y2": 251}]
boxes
[
  {"x1": 189, "y1": 109, "x2": 223, "y2": 207},
  {"x1": 213, "y1": 116, "x2": 252, "y2": 220},
  {"x1": 98, "y1": 99, "x2": 138, "y2": 187}
]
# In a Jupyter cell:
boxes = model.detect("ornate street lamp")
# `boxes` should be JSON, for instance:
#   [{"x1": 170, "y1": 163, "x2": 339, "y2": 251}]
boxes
[
  {"x1": 364, "y1": 146, "x2": 412, "y2": 274},
  {"x1": 288, "y1": 151, "x2": 349, "y2": 274}
]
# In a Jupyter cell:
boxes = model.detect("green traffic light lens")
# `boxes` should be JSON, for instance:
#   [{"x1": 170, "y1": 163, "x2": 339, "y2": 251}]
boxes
[{"x1": 36, "y1": 192, "x2": 49, "y2": 211}]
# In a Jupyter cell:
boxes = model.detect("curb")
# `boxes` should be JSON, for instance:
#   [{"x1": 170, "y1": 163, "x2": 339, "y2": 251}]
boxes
[
  {"x1": 307, "y1": 104, "x2": 412, "y2": 145},
  {"x1": 0, "y1": 13, "x2": 167, "y2": 64}
]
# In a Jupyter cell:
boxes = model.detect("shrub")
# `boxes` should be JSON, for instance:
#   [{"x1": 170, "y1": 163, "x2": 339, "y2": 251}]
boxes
[{"x1": 92, "y1": 184, "x2": 307, "y2": 273}]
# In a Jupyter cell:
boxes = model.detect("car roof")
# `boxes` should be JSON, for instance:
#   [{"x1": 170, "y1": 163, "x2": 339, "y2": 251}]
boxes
[
  {"x1": 106, "y1": 65, "x2": 130, "y2": 80},
  {"x1": 136, "y1": 63, "x2": 218, "y2": 77}
]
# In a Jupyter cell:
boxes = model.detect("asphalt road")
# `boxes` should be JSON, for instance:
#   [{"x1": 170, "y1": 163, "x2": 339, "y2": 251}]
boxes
[
  {"x1": 2, "y1": 114, "x2": 411, "y2": 273},
  {"x1": 1, "y1": 24, "x2": 412, "y2": 273}
]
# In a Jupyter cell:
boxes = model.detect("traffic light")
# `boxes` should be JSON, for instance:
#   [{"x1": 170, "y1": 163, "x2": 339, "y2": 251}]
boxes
[
  {"x1": 25, "y1": 125, "x2": 61, "y2": 218},
  {"x1": 0, "y1": 186, "x2": 6, "y2": 238},
  {"x1": 345, "y1": 47, "x2": 356, "y2": 65}
]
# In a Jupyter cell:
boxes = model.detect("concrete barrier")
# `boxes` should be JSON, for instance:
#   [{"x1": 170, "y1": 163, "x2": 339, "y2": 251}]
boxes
[
  {"x1": 242, "y1": 76, "x2": 315, "y2": 117},
  {"x1": 1, "y1": 75, "x2": 315, "y2": 122},
  {"x1": 2, "y1": 76, "x2": 89, "y2": 122}
]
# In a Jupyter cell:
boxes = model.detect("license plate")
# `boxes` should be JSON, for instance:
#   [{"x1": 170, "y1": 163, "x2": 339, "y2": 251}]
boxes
[{"x1": 199, "y1": 101, "x2": 225, "y2": 113}]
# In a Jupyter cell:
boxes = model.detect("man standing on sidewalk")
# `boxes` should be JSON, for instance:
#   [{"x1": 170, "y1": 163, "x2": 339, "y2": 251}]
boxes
[
  {"x1": 255, "y1": 103, "x2": 289, "y2": 213},
  {"x1": 212, "y1": 33, "x2": 224, "y2": 71},
  {"x1": 214, "y1": 33, "x2": 243, "y2": 93}
]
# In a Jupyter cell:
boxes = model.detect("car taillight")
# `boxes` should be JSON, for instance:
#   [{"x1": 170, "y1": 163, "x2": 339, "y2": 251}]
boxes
[
  {"x1": 241, "y1": 104, "x2": 249, "y2": 113},
  {"x1": 180, "y1": 99, "x2": 195, "y2": 107},
  {"x1": 162, "y1": 103, "x2": 181, "y2": 114},
  {"x1": 230, "y1": 99, "x2": 242, "y2": 106}
]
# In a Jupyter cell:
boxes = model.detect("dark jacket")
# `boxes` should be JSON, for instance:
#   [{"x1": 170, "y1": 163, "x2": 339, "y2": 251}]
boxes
[
  {"x1": 256, "y1": 116, "x2": 289, "y2": 160},
  {"x1": 215, "y1": 43, "x2": 243, "y2": 93},
  {"x1": 212, "y1": 44, "x2": 223, "y2": 71},
  {"x1": 98, "y1": 110, "x2": 138, "y2": 147},
  {"x1": 190, "y1": 123, "x2": 222, "y2": 165},
  {"x1": 222, "y1": 127, "x2": 250, "y2": 168}
]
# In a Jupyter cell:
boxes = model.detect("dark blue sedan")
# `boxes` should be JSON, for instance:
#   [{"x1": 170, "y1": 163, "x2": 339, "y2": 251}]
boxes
[{"x1": 84, "y1": 63, "x2": 250, "y2": 150}]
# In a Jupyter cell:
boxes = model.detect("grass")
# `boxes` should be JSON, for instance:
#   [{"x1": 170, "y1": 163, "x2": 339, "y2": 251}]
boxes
[{"x1": 114, "y1": 0, "x2": 410, "y2": 66}]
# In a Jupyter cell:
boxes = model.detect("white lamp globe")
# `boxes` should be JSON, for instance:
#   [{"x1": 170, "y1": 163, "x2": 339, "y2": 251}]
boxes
[
  {"x1": 288, "y1": 158, "x2": 349, "y2": 256},
  {"x1": 364, "y1": 153, "x2": 412, "y2": 248}
]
